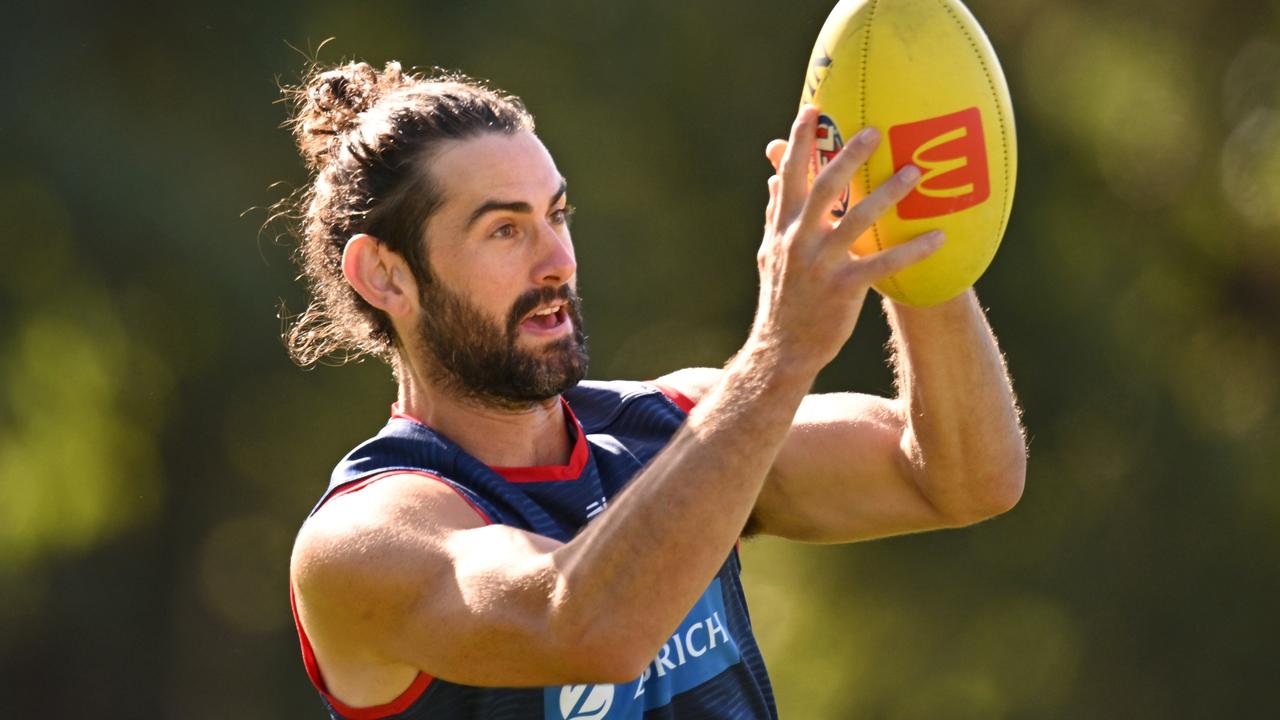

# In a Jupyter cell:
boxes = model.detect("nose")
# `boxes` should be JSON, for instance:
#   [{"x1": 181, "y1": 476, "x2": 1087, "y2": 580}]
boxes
[{"x1": 531, "y1": 221, "x2": 576, "y2": 287}]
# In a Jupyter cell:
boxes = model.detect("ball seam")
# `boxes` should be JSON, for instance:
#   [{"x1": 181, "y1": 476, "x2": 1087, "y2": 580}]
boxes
[
  {"x1": 860, "y1": 0, "x2": 909, "y2": 303},
  {"x1": 937, "y1": 0, "x2": 1013, "y2": 261}
]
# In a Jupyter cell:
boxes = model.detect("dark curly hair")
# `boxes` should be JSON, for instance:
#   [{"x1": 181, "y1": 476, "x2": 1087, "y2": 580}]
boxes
[{"x1": 280, "y1": 60, "x2": 534, "y2": 368}]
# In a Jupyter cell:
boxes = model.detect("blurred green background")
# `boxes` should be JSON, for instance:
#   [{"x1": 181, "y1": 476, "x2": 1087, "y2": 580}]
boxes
[{"x1": 1, "y1": 0, "x2": 1277, "y2": 717}]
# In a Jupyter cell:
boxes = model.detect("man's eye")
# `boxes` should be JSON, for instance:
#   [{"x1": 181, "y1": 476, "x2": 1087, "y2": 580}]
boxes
[
  {"x1": 492, "y1": 223, "x2": 517, "y2": 238},
  {"x1": 552, "y1": 205, "x2": 576, "y2": 225}
]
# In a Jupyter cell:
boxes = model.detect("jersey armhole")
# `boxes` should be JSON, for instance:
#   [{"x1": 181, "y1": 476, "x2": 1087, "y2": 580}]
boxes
[
  {"x1": 650, "y1": 381, "x2": 698, "y2": 414},
  {"x1": 291, "y1": 588, "x2": 434, "y2": 719},
  {"x1": 293, "y1": 470, "x2": 493, "y2": 719},
  {"x1": 323, "y1": 470, "x2": 494, "y2": 524}
]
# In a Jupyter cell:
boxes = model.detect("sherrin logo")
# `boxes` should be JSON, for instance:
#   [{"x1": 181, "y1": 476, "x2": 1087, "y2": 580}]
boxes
[{"x1": 888, "y1": 106, "x2": 991, "y2": 220}]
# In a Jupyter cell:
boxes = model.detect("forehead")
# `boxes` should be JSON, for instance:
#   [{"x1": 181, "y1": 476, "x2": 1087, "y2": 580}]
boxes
[{"x1": 429, "y1": 130, "x2": 562, "y2": 210}]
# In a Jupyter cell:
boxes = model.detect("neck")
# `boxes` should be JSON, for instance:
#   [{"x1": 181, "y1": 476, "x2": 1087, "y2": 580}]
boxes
[{"x1": 396, "y1": 369, "x2": 572, "y2": 470}]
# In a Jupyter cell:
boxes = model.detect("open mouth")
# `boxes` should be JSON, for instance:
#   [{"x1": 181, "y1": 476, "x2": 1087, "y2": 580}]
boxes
[{"x1": 519, "y1": 301, "x2": 570, "y2": 333}]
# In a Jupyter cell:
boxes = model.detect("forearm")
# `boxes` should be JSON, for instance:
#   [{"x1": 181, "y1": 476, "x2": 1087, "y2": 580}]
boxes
[
  {"x1": 550, "y1": 340, "x2": 812, "y2": 673},
  {"x1": 885, "y1": 289, "x2": 1025, "y2": 521}
]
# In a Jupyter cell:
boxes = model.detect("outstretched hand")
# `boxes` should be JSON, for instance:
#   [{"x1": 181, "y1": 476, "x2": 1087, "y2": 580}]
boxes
[{"x1": 749, "y1": 105, "x2": 943, "y2": 374}]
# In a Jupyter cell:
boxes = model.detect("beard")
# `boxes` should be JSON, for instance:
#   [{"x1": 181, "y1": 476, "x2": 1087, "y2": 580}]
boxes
[{"x1": 414, "y1": 276, "x2": 589, "y2": 410}]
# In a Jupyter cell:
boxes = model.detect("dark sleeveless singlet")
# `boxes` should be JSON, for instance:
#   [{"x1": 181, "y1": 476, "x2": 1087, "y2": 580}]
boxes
[{"x1": 291, "y1": 380, "x2": 778, "y2": 720}]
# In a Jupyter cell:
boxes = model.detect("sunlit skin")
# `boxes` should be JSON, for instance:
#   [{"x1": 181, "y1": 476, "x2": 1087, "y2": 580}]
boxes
[
  {"x1": 342, "y1": 130, "x2": 580, "y2": 469},
  {"x1": 295, "y1": 107, "x2": 1025, "y2": 707}
]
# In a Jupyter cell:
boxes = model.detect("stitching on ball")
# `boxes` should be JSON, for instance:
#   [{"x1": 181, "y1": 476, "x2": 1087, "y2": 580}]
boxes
[
  {"x1": 938, "y1": 0, "x2": 1012, "y2": 256},
  {"x1": 860, "y1": 0, "x2": 909, "y2": 302},
  {"x1": 858, "y1": 0, "x2": 878, "y2": 224}
]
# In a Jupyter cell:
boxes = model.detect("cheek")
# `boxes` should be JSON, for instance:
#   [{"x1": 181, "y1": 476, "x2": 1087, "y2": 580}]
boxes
[
  {"x1": 459, "y1": 260, "x2": 527, "y2": 321},
  {"x1": 431, "y1": 240, "x2": 513, "y2": 306}
]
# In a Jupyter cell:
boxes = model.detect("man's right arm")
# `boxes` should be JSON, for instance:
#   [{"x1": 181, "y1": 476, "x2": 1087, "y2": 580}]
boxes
[{"x1": 292, "y1": 343, "x2": 812, "y2": 693}]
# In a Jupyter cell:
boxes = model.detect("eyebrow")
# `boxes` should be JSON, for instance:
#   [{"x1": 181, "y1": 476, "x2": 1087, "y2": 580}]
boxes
[{"x1": 464, "y1": 178, "x2": 568, "y2": 230}]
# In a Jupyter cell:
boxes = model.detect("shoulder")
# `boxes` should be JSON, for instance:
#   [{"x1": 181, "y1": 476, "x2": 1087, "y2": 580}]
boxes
[
  {"x1": 289, "y1": 471, "x2": 493, "y2": 699},
  {"x1": 298, "y1": 470, "x2": 490, "y2": 550},
  {"x1": 303, "y1": 470, "x2": 490, "y2": 539},
  {"x1": 292, "y1": 471, "x2": 489, "y2": 618}
]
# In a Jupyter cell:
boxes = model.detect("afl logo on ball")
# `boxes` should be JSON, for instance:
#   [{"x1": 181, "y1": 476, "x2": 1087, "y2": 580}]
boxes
[
  {"x1": 559, "y1": 683, "x2": 614, "y2": 719},
  {"x1": 889, "y1": 107, "x2": 991, "y2": 220},
  {"x1": 813, "y1": 113, "x2": 851, "y2": 219}
]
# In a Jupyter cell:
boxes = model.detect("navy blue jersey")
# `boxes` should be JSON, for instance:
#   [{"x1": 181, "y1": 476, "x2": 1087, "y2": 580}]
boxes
[{"x1": 292, "y1": 380, "x2": 778, "y2": 720}]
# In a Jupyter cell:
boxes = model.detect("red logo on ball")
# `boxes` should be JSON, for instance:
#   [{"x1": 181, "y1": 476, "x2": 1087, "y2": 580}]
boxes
[{"x1": 889, "y1": 107, "x2": 990, "y2": 220}]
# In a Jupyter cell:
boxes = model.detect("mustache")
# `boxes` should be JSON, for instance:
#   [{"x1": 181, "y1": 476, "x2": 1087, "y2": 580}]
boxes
[{"x1": 506, "y1": 284, "x2": 580, "y2": 331}]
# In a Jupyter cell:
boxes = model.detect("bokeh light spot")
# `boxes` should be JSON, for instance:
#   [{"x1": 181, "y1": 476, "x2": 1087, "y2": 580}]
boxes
[{"x1": 198, "y1": 513, "x2": 294, "y2": 636}]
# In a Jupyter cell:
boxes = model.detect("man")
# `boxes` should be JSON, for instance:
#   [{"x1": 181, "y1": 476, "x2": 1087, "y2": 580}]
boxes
[{"x1": 286, "y1": 61, "x2": 1024, "y2": 720}]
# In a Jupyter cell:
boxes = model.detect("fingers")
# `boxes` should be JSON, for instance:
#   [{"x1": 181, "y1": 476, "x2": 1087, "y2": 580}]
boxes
[
  {"x1": 765, "y1": 175, "x2": 781, "y2": 226},
  {"x1": 825, "y1": 163, "x2": 921, "y2": 252},
  {"x1": 776, "y1": 106, "x2": 820, "y2": 226},
  {"x1": 797, "y1": 127, "x2": 881, "y2": 231},
  {"x1": 765, "y1": 139, "x2": 787, "y2": 173},
  {"x1": 846, "y1": 230, "x2": 945, "y2": 285}
]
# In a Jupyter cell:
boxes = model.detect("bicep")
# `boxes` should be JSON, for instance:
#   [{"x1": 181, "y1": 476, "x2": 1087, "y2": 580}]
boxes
[
  {"x1": 291, "y1": 473, "x2": 585, "y2": 688},
  {"x1": 754, "y1": 392, "x2": 953, "y2": 542},
  {"x1": 653, "y1": 370, "x2": 951, "y2": 542}
]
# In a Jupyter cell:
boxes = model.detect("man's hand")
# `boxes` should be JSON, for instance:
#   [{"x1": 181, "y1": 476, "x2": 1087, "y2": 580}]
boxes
[
  {"x1": 655, "y1": 116, "x2": 1026, "y2": 544},
  {"x1": 748, "y1": 105, "x2": 943, "y2": 377}
]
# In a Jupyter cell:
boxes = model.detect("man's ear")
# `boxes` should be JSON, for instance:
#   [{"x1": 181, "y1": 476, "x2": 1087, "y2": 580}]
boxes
[{"x1": 342, "y1": 234, "x2": 418, "y2": 318}]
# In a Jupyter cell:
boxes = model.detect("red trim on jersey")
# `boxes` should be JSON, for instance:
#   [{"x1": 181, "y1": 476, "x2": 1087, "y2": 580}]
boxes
[
  {"x1": 292, "y1": 470, "x2": 494, "y2": 719},
  {"x1": 326, "y1": 470, "x2": 494, "y2": 524},
  {"x1": 491, "y1": 400, "x2": 588, "y2": 482},
  {"x1": 291, "y1": 588, "x2": 434, "y2": 719},
  {"x1": 651, "y1": 382, "x2": 697, "y2": 414},
  {"x1": 391, "y1": 400, "x2": 589, "y2": 483}
]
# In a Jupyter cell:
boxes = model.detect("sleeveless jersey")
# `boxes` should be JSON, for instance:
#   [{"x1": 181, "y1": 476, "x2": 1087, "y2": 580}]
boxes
[{"x1": 291, "y1": 380, "x2": 778, "y2": 720}]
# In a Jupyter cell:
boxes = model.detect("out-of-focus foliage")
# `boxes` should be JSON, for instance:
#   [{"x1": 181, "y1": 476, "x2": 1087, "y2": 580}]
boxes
[{"x1": 0, "y1": 1, "x2": 1276, "y2": 717}]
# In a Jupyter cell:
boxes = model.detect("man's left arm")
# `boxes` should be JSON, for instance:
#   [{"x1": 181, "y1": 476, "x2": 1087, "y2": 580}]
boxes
[{"x1": 657, "y1": 288, "x2": 1026, "y2": 543}]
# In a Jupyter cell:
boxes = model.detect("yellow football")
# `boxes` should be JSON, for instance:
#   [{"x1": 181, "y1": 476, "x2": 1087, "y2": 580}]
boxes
[{"x1": 800, "y1": 0, "x2": 1017, "y2": 306}]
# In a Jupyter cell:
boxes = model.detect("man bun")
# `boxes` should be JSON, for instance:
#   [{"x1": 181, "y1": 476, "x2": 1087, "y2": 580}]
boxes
[
  {"x1": 276, "y1": 59, "x2": 535, "y2": 370},
  {"x1": 292, "y1": 61, "x2": 408, "y2": 170}
]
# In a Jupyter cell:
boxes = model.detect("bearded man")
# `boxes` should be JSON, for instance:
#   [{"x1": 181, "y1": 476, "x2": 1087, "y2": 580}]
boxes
[{"x1": 284, "y1": 61, "x2": 1025, "y2": 720}]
